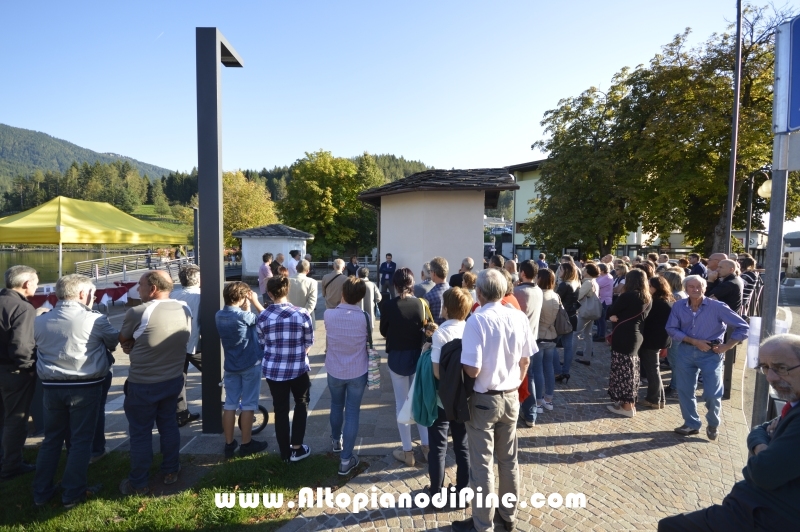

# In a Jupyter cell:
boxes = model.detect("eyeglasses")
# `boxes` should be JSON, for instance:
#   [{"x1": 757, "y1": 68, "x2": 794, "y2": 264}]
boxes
[{"x1": 757, "y1": 363, "x2": 800, "y2": 377}]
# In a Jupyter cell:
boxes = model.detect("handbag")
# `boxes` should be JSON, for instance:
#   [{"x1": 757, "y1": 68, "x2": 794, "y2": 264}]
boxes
[
  {"x1": 605, "y1": 311, "x2": 644, "y2": 346},
  {"x1": 554, "y1": 295, "x2": 573, "y2": 336},
  {"x1": 577, "y1": 284, "x2": 602, "y2": 321},
  {"x1": 364, "y1": 311, "x2": 381, "y2": 391}
]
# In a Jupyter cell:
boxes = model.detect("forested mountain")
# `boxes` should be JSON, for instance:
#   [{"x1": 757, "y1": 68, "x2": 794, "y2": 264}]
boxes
[{"x1": 0, "y1": 123, "x2": 173, "y2": 189}]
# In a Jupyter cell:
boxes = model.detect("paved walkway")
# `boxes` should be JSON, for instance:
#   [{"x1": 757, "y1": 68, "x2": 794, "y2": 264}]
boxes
[{"x1": 26, "y1": 285, "x2": 759, "y2": 531}]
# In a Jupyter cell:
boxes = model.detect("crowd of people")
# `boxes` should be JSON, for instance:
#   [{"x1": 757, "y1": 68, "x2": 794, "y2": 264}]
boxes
[{"x1": 1, "y1": 246, "x2": 797, "y2": 530}]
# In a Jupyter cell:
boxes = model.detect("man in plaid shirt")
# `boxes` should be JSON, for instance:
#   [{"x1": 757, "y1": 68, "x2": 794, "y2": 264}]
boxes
[{"x1": 257, "y1": 276, "x2": 314, "y2": 463}]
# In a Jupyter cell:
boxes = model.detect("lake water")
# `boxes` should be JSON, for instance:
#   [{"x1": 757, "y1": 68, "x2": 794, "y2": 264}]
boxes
[{"x1": 0, "y1": 251, "x2": 109, "y2": 283}]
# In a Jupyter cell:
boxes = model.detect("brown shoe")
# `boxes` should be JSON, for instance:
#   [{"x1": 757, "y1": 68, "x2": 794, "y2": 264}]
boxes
[
  {"x1": 418, "y1": 445, "x2": 429, "y2": 463},
  {"x1": 392, "y1": 449, "x2": 415, "y2": 467}
]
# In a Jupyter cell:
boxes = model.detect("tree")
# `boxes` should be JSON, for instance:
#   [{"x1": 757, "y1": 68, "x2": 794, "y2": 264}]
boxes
[
  {"x1": 279, "y1": 150, "x2": 384, "y2": 257},
  {"x1": 527, "y1": 4, "x2": 797, "y2": 256},
  {"x1": 525, "y1": 77, "x2": 644, "y2": 256},
  {"x1": 222, "y1": 170, "x2": 277, "y2": 248}
]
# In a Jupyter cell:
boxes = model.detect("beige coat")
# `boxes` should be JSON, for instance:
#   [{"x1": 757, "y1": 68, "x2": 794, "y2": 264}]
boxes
[
  {"x1": 322, "y1": 271, "x2": 348, "y2": 310},
  {"x1": 538, "y1": 289, "x2": 562, "y2": 341},
  {"x1": 359, "y1": 280, "x2": 382, "y2": 329},
  {"x1": 289, "y1": 273, "x2": 318, "y2": 327}
]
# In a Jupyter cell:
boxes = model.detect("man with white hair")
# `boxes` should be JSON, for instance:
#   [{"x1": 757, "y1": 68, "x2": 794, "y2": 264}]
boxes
[
  {"x1": 449, "y1": 257, "x2": 474, "y2": 288},
  {"x1": 172, "y1": 265, "x2": 202, "y2": 427},
  {"x1": 665, "y1": 275, "x2": 748, "y2": 440},
  {"x1": 32, "y1": 274, "x2": 118, "y2": 507},
  {"x1": 0, "y1": 265, "x2": 38, "y2": 481},
  {"x1": 271, "y1": 253, "x2": 285, "y2": 277},
  {"x1": 659, "y1": 333, "x2": 800, "y2": 530},
  {"x1": 322, "y1": 259, "x2": 348, "y2": 310},
  {"x1": 413, "y1": 263, "x2": 435, "y2": 297},
  {"x1": 289, "y1": 260, "x2": 318, "y2": 327},
  {"x1": 453, "y1": 269, "x2": 535, "y2": 532}
]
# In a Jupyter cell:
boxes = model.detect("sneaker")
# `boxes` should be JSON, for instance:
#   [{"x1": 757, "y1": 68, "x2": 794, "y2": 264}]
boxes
[
  {"x1": 63, "y1": 484, "x2": 102, "y2": 508},
  {"x1": 239, "y1": 439, "x2": 269, "y2": 457},
  {"x1": 338, "y1": 455, "x2": 360, "y2": 476},
  {"x1": 543, "y1": 402, "x2": 554, "y2": 411},
  {"x1": 674, "y1": 425, "x2": 700, "y2": 436},
  {"x1": 535, "y1": 405, "x2": 544, "y2": 414},
  {"x1": 290, "y1": 444, "x2": 311, "y2": 462},
  {"x1": 119, "y1": 478, "x2": 150, "y2": 496},
  {"x1": 331, "y1": 436, "x2": 343, "y2": 453},
  {"x1": 521, "y1": 418, "x2": 534, "y2": 428},
  {"x1": 163, "y1": 465, "x2": 181, "y2": 485},
  {"x1": 224, "y1": 440, "x2": 239, "y2": 459},
  {"x1": 89, "y1": 447, "x2": 109, "y2": 464},
  {"x1": 177, "y1": 410, "x2": 200, "y2": 427},
  {"x1": 707, "y1": 426, "x2": 719, "y2": 440}
]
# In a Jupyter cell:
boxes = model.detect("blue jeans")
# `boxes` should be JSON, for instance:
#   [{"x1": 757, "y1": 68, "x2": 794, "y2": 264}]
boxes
[
  {"x1": 555, "y1": 332, "x2": 574, "y2": 375},
  {"x1": 594, "y1": 303, "x2": 608, "y2": 338},
  {"x1": 65, "y1": 370, "x2": 112, "y2": 457},
  {"x1": 673, "y1": 343, "x2": 724, "y2": 430},
  {"x1": 123, "y1": 376, "x2": 183, "y2": 488},
  {"x1": 33, "y1": 384, "x2": 102, "y2": 504},
  {"x1": 327, "y1": 372, "x2": 367, "y2": 460}
]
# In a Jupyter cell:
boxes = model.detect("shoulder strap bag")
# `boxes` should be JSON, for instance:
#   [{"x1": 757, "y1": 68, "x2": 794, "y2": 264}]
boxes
[
  {"x1": 605, "y1": 311, "x2": 644, "y2": 346},
  {"x1": 364, "y1": 311, "x2": 381, "y2": 390}
]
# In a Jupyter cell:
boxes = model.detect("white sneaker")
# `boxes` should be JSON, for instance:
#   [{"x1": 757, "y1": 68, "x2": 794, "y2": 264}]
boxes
[
  {"x1": 535, "y1": 405, "x2": 544, "y2": 414},
  {"x1": 543, "y1": 402, "x2": 554, "y2": 411}
]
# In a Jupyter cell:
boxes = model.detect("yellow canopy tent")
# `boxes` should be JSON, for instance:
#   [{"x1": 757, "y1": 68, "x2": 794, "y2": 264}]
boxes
[{"x1": 0, "y1": 196, "x2": 187, "y2": 277}]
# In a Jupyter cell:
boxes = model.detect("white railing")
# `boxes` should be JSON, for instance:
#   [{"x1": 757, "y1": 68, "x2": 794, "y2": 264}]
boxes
[{"x1": 74, "y1": 254, "x2": 195, "y2": 282}]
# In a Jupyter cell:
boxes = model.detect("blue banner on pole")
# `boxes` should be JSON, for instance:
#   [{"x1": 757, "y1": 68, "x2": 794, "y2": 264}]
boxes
[{"x1": 788, "y1": 17, "x2": 800, "y2": 130}]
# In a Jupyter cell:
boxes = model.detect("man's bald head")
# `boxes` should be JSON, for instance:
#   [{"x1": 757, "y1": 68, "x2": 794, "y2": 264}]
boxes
[
  {"x1": 717, "y1": 259, "x2": 737, "y2": 278},
  {"x1": 138, "y1": 270, "x2": 174, "y2": 302},
  {"x1": 707, "y1": 253, "x2": 727, "y2": 271}
]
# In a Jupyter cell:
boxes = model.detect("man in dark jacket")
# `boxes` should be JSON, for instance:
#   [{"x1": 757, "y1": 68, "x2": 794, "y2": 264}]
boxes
[
  {"x1": 659, "y1": 333, "x2": 800, "y2": 531},
  {"x1": 0, "y1": 265, "x2": 38, "y2": 480},
  {"x1": 707, "y1": 259, "x2": 744, "y2": 313}
]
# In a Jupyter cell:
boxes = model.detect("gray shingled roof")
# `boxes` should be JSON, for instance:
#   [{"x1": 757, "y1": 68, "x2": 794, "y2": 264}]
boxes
[
  {"x1": 232, "y1": 224, "x2": 314, "y2": 240},
  {"x1": 358, "y1": 168, "x2": 519, "y2": 208}
]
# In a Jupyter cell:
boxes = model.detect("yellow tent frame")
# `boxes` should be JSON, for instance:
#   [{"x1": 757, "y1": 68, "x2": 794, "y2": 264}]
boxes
[{"x1": 0, "y1": 196, "x2": 187, "y2": 277}]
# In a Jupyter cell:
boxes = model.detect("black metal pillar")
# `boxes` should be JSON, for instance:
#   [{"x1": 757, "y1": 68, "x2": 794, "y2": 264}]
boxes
[{"x1": 196, "y1": 27, "x2": 243, "y2": 433}]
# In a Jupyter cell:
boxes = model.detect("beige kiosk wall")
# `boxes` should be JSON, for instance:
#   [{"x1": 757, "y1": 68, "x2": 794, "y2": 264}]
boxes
[{"x1": 380, "y1": 190, "x2": 485, "y2": 288}]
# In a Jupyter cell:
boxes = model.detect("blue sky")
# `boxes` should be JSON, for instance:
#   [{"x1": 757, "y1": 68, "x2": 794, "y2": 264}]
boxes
[{"x1": 0, "y1": 1, "x2": 782, "y2": 173}]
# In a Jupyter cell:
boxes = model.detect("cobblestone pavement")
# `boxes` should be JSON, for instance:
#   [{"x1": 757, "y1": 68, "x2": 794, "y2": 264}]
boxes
[{"x1": 279, "y1": 329, "x2": 753, "y2": 532}]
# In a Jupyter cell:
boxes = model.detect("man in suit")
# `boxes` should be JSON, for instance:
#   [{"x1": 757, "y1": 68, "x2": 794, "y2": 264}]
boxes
[
  {"x1": 288, "y1": 260, "x2": 318, "y2": 328},
  {"x1": 378, "y1": 253, "x2": 397, "y2": 298},
  {"x1": 357, "y1": 267, "x2": 381, "y2": 330},
  {"x1": 271, "y1": 253, "x2": 284, "y2": 277},
  {"x1": 658, "y1": 333, "x2": 800, "y2": 531}
]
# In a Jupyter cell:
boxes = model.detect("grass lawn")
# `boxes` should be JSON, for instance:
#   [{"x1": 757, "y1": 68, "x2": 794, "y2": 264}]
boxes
[{"x1": 0, "y1": 446, "x2": 350, "y2": 531}]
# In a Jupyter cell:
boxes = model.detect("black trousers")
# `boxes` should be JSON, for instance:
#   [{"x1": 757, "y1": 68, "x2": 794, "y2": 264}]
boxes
[
  {"x1": 657, "y1": 484, "x2": 791, "y2": 532},
  {"x1": 177, "y1": 352, "x2": 203, "y2": 413},
  {"x1": 428, "y1": 406, "x2": 469, "y2": 493},
  {"x1": 638, "y1": 347, "x2": 665, "y2": 404},
  {"x1": 266, "y1": 372, "x2": 311, "y2": 460},
  {"x1": 0, "y1": 366, "x2": 36, "y2": 474}
]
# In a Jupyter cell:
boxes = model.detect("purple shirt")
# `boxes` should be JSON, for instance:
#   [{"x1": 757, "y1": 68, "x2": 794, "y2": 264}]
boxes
[
  {"x1": 665, "y1": 296, "x2": 749, "y2": 344},
  {"x1": 596, "y1": 273, "x2": 614, "y2": 305},
  {"x1": 323, "y1": 303, "x2": 369, "y2": 380}
]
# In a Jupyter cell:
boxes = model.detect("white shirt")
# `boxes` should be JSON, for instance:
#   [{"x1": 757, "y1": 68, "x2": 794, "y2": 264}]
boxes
[
  {"x1": 431, "y1": 319, "x2": 466, "y2": 364},
  {"x1": 171, "y1": 286, "x2": 200, "y2": 354},
  {"x1": 287, "y1": 257, "x2": 299, "y2": 278},
  {"x1": 460, "y1": 301, "x2": 536, "y2": 393}
]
